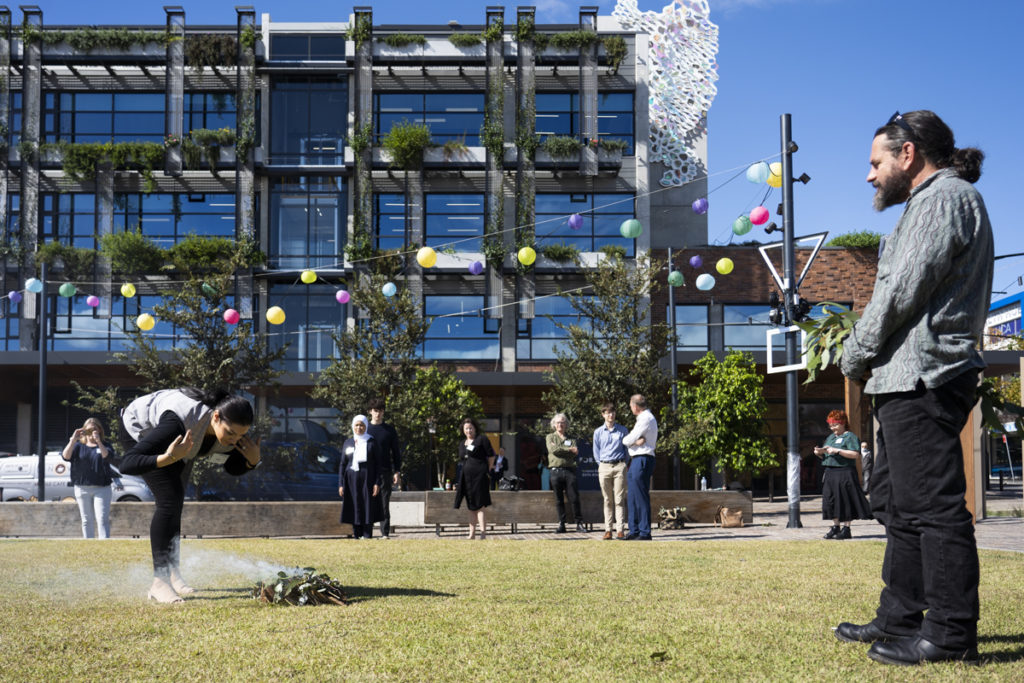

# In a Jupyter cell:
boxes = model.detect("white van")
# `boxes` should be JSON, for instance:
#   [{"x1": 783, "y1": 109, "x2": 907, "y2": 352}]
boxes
[{"x1": 0, "y1": 453, "x2": 154, "y2": 502}]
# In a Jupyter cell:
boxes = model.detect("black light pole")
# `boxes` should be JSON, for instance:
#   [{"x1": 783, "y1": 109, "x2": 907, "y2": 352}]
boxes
[
  {"x1": 36, "y1": 261, "x2": 48, "y2": 502},
  {"x1": 667, "y1": 247, "x2": 680, "y2": 489},
  {"x1": 780, "y1": 114, "x2": 802, "y2": 528}
]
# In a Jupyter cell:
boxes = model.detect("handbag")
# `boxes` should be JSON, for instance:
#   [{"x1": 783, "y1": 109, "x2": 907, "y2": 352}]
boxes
[
  {"x1": 498, "y1": 475, "x2": 524, "y2": 491},
  {"x1": 714, "y1": 505, "x2": 744, "y2": 528}
]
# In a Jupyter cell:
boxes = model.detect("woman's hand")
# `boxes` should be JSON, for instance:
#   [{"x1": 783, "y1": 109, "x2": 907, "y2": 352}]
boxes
[
  {"x1": 237, "y1": 435, "x2": 261, "y2": 468},
  {"x1": 372, "y1": 484, "x2": 380, "y2": 497},
  {"x1": 338, "y1": 486, "x2": 344, "y2": 498},
  {"x1": 165, "y1": 430, "x2": 194, "y2": 462}
]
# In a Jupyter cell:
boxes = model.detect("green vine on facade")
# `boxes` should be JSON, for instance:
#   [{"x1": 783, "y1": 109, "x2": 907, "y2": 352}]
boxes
[
  {"x1": 58, "y1": 141, "x2": 165, "y2": 194},
  {"x1": 239, "y1": 24, "x2": 258, "y2": 51},
  {"x1": 377, "y1": 33, "x2": 427, "y2": 48},
  {"x1": 540, "y1": 135, "x2": 582, "y2": 159},
  {"x1": 184, "y1": 33, "x2": 238, "y2": 71},
  {"x1": 19, "y1": 25, "x2": 176, "y2": 50},
  {"x1": 346, "y1": 16, "x2": 372, "y2": 50},
  {"x1": 381, "y1": 120, "x2": 432, "y2": 171},
  {"x1": 482, "y1": 17, "x2": 504, "y2": 44},
  {"x1": 182, "y1": 127, "x2": 236, "y2": 175},
  {"x1": 448, "y1": 33, "x2": 482, "y2": 48},
  {"x1": 542, "y1": 244, "x2": 579, "y2": 263},
  {"x1": 34, "y1": 241, "x2": 98, "y2": 282},
  {"x1": 349, "y1": 123, "x2": 374, "y2": 266},
  {"x1": 601, "y1": 35, "x2": 627, "y2": 74},
  {"x1": 549, "y1": 30, "x2": 598, "y2": 51}
]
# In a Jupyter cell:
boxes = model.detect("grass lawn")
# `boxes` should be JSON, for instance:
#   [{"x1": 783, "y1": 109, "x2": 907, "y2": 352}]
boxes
[{"x1": 1, "y1": 538, "x2": 1021, "y2": 681}]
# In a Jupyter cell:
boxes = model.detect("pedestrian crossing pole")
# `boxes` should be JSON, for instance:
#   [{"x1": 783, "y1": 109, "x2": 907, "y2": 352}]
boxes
[{"x1": 780, "y1": 114, "x2": 803, "y2": 528}]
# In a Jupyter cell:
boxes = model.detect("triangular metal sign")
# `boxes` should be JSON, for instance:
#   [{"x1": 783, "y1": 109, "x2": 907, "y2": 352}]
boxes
[{"x1": 757, "y1": 231, "x2": 829, "y2": 292}]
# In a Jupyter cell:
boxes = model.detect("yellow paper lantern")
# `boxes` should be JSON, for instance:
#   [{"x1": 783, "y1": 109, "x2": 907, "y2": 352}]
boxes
[
  {"x1": 120, "y1": 282, "x2": 136, "y2": 298},
  {"x1": 416, "y1": 246, "x2": 437, "y2": 268},
  {"x1": 136, "y1": 313, "x2": 155, "y2": 331},
  {"x1": 266, "y1": 306, "x2": 286, "y2": 325},
  {"x1": 716, "y1": 257, "x2": 735, "y2": 275},
  {"x1": 767, "y1": 162, "x2": 783, "y2": 188},
  {"x1": 300, "y1": 270, "x2": 317, "y2": 284},
  {"x1": 517, "y1": 246, "x2": 537, "y2": 266}
]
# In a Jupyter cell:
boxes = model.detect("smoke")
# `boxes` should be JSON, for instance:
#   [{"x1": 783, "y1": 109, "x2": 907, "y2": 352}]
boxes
[{"x1": 178, "y1": 546, "x2": 300, "y2": 585}]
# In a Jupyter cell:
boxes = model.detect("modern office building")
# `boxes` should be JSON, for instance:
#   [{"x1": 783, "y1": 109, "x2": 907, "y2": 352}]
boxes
[{"x1": 0, "y1": 5, "x2": 898, "y2": 491}]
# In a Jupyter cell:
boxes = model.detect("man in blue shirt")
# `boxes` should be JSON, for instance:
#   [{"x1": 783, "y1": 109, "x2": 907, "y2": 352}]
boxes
[{"x1": 592, "y1": 403, "x2": 629, "y2": 540}]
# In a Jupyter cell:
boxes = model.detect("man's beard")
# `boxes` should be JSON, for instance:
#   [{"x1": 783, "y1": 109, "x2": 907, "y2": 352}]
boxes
[{"x1": 872, "y1": 169, "x2": 912, "y2": 211}]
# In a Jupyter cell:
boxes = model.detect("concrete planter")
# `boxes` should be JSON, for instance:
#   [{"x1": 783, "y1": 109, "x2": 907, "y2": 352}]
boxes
[{"x1": 373, "y1": 37, "x2": 486, "y2": 60}]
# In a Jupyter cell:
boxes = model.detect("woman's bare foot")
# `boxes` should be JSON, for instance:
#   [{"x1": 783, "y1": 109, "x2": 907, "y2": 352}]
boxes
[{"x1": 148, "y1": 577, "x2": 184, "y2": 604}]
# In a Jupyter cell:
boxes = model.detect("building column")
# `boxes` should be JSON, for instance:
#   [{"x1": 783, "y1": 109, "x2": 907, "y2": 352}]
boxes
[
  {"x1": 484, "y1": 7, "x2": 505, "y2": 326},
  {"x1": 578, "y1": 7, "x2": 598, "y2": 176},
  {"x1": 164, "y1": 7, "x2": 184, "y2": 176},
  {"x1": 95, "y1": 163, "x2": 113, "y2": 319},
  {"x1": 513, "y1": 7, "x2": 536, "y2": 365},
  {"x1": 0, "y1": 9, "x2": 11, "y2": 289},
  {"x1": 18, "y1": 6, "x2": 41, "y2": 351},
  {"x1": 235, "y1": 7, "x2": 257, "y2": 319}
]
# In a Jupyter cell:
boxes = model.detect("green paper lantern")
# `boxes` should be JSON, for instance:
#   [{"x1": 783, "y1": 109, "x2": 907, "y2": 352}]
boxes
[
  {"x1": 58, "y1": 282, "x2": 77, "y2": 297},
  {"x1": 667, "y1": 270, "x2": 684, "y2": 287},
  {"x1": 619, "y1": 219, "x2": 643, "y2": 239},
  {"x1": 201, "y1": 282, "x2": 218, "y2": 298}
]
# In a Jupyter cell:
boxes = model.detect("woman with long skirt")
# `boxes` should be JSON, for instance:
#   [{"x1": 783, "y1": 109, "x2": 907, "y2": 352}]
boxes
[{"x1": 453, "y1": 417, "x2": 495, "y2": 540}]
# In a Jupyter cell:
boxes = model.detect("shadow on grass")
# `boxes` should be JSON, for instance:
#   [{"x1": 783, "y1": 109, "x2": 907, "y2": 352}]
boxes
[
  {"x1": 979, "y1": 634, "x2": 1024, "y2": 664},
  {"x1": 344, "y1": 586, "x2": 456, "y2": 602}
]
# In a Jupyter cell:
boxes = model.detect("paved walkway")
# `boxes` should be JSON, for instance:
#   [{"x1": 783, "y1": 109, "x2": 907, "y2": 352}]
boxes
[{"x1": 396, "y1": 488, "x2": 1024, "y2": 553}]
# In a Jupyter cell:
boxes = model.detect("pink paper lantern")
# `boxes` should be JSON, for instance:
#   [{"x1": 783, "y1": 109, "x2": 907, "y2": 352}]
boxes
[
  {"x1": 86, "y1": 295, "x2": 100, "y2": 307},
  {"x1": 223, "y1": 308, "x2": 240, "y2": 325},
  {"x1": 750, "y1": 206, "x2": 770, "y2": 225},
  {"x1": 335, "y1": 290, "x2": 350, "y2": 304}
]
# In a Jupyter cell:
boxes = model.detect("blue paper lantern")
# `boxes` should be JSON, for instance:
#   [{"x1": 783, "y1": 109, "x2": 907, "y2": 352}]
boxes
[
  {"x1": 382, "y1": 282, "x2": 397, "y2": 297},
  {"x1": 746, "y1": 162, "x2": 770, "y2": 184}
]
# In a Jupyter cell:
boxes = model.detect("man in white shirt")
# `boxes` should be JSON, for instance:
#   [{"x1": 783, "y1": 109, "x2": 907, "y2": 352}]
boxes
[{"x1": 622, "y1": 394, "x2": 657, "y2": 540}]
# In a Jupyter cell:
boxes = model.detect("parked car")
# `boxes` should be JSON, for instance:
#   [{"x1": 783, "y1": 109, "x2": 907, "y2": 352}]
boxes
[{"x1": 0, "y1": 453, "x2": 154, "y2": 502}]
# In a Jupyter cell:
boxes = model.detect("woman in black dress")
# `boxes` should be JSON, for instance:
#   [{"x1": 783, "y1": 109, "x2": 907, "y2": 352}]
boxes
[
  {"x1": 814, "y1": 409, "x2": 872, "y2": 539},
  {"x1": 338, "y1": 415, "x2": 382, "y2": 539},
  {"x1": 453, "y1": 417, "x2": 495, "y2": 539}
]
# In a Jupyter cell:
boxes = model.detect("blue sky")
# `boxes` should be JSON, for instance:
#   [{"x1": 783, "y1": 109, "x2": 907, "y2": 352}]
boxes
[{"x1": 39, "y1": 0, "x2": 1024, "y2": 297}]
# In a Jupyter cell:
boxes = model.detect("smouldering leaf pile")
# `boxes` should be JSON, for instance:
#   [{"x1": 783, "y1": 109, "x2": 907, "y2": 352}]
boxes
[{"x1": 251, "y1": 568, "x2": 347, "y2": 606}]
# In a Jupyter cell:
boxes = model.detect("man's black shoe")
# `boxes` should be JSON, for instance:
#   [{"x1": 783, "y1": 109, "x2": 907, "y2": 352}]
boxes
[
  {"x1": 867, "y1": 636, "x2": 979, "y2": 666},
  {"x1": 556, "y1": 523, "x2": 567, "y2": 534},
  {"x1": 834, "y1": 622, "x2": 901, "y2": 644},
  {"x1": 575, "y1": 522, "x2": 587, "y2": 533}
]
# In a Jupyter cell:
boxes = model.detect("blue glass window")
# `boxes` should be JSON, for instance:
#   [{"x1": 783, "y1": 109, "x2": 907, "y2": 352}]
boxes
[
  {"x1": 374, "y1": 193, "x2": 409, "y2": 252},
  {"x1": 269, "y1": 176, "x2": 346, "y2": 269},
  {"x1": 269, "y1": 77, "x2": 347, "y2": 165},
  {"x1": 534, "y1": 193, "x2": 635, "y2": 255},
  {"x1": 425, "y1": 194, "x2": 484, "y2": 252},
  {"x1": 517, "y1": 294, "x2": 592, "y2": 360},
  {"x1": 375, "y1": 92, "x2": 484, "y2": 145},
  {"x1": 112, "y1": 193, "x2": 236, "y2": 249},
  {"x1": 41, "y1": 194, "x2": 96, "y2": 249},
  {"x1": 535, "y1": 91, "x2": 634, "y2": 154},
  {"x1": 724, "y1": 305, "x2": 780, "y2": 351},
  {"x1": 670, "y1": 304, "x2": 709, "y2": 350},
  {"x1": 423, "y1": 295, "x2": 499, "y2": 360},
  {"x1": 185, "y1": 92, "x2": 237, "y2": 134},
  {"x1": 268, "y1": 282, "x2": 345, "y2": 372},
  {"x1": 270, "y1": 34, "x2": 346, "y2": 60},
  {"x1": 43, "y1": 92, "x2": 164, "y2": 143},
  {"x1": 48, "y1": 292, "x2": 177, "y2": 352}
]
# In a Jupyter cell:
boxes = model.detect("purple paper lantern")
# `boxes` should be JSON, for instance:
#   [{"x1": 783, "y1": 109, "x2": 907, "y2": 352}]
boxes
[
  {"x1": 8, "y1": 290, "x2": 22, "y2": 303},
  {"x1": 691, "y1": 197, "x2": 709, "y2": 214},
  {"x1": 568, "y1": 213, "x2": 584, "y2": 230},
  {"x1": 689, "y1": 255, "x2": 703, "y2": 269},
  {"x1": 468, "y1": 260, "x2": 485, "y2": 275}
]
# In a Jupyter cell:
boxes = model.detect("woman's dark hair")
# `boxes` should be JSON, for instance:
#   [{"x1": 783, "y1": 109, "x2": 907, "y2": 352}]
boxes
[
  {"x1": 875, "y1": 110, "x2": 983, "y2": 183},
  {"x1": 181, "y1": 387, "x2": 254, "y2": 426},
  {"x1": 460, "y1": 417, "x2": 481, "y2": 435}
]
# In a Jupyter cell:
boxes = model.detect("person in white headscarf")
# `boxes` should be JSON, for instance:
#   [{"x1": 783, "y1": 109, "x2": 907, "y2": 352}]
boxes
[{"x1": 338, "y1": 415, "x2": 383, "y2": 539}]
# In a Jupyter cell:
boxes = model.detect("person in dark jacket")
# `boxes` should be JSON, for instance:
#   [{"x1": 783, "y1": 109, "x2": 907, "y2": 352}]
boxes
[
  {"x1": 62, "y1": 417, "x2": 117, "y2": 539},
  {"x1": 367, "y1": 397, "x2": 402, "y2": 538},
  {"x1": 120, "y1": 388, "x2": 259, "y2": 603},
  {"x1": 453, "y1": 417, "x2": 495, "y2": 539},
  {"x1": 338, "y1": 414, "x2": 382, "y2": 539},
  {"x1": 489, "y1": 446, "x2": 509, "y2": 490}
]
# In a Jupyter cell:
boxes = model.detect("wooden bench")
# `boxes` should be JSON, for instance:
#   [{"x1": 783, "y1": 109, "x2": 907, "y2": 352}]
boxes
[{"x1": 423, "y1": 490, "x2": 753, "y2": 534}]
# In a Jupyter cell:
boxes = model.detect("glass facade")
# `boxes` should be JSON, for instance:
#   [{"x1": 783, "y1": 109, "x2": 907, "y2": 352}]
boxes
[
  {"x1": 724, "y1": 305, "x2": 780, "y2": 351},
  {"x1": 269, "y1": 34, "x2": 346, "y2": 61},
  {"x1": 41, "y1": 194, "x2": 96, "y2": 249},
  {"x1": 517, "y1": 294, "x2": 591, "y2": 360},
  {"x1": 114, "y1": 193, "x2": 236, "y2": 248},
  {"x1": 535, "y1": 92, "x2": 635, "y2": 154},
  {"x1": 534, "y1": 193, "x2": 635, "y2": 255},
  {"x1": 672, "y1": 304, "x2": 710, "y2": 350},
  {"x1": 49, "y1": 293, "x2": 164, "y2": 352},
  {"x1": 44, "y1": 92, "x2": 165, "y2": 143},
  {"x1": 269, "y1": 77, "x2": 347, "y2": 165},
  {"x1": 269, "y1": 177, "x2": 346, "y2": 269},
  {"x1": 267, "y1": 282, "x2": 346, "y2": 372},
  {"x1": 423, "y1": 295, "x2": 499, "y2": 360},
  {"x1": 426, "y1": 194, "x2": 484, "y2": 252},
  {"x1": 374, "y1": 92, "x2": 485, "y2": 145},
  {"x1": 374, "y1": 193, "x2": 409, "y2": 252},
  {"x1": 184, "y1": 92, "x2": 237, "y2": 134}
]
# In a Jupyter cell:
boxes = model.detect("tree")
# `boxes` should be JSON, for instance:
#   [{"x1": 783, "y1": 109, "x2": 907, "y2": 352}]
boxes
[
  {"x1": 70, "y1": 235, "x2": 287, "y2": 492},
  {"x1": 311, "y1": 273, "x2": 430, "y2": 421},
  {"x1": 388, "y1": 365, "x2": 484, "y2": 488},
  {"x1": 668, "y1": 350, "x2": 778, "y2": 479},
  {"x1": 542, "y1": 253, "x2": 673, "y2": 433}
]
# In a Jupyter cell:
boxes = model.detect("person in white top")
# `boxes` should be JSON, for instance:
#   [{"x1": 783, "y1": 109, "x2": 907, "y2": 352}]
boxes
[{"x1": 621, "y1": 394, "x2": 657, "y2": 540}]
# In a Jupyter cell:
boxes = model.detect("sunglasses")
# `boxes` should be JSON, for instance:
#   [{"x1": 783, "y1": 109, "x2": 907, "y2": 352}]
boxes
[{"x1": 886, "y1": 111, "x2": 915, "y2": 138}]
